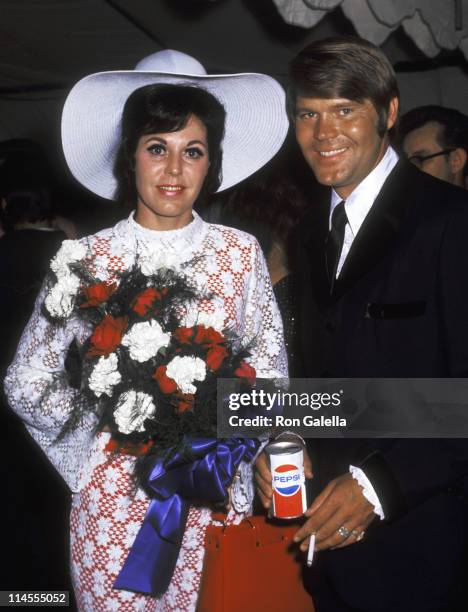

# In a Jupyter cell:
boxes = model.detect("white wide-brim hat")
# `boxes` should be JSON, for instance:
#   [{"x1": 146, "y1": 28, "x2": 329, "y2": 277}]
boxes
[{"x1": 61, "y1": 50, "x2": 289, "y2": 200}]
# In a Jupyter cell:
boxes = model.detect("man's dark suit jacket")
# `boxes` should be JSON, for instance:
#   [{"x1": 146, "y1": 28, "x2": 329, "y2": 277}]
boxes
[{"x1": 295, "y1": 160, "x2": 468, "y2": 611}]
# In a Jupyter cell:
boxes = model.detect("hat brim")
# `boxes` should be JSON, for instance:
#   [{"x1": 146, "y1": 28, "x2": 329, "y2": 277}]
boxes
[{"x1": 61, "y1": 70, "x2": 289, "y2": 200}]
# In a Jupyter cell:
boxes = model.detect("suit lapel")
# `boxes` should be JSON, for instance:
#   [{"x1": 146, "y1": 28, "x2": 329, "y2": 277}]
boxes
[{"x1": 332, "y1": 160, "x2": 420, "y2": 301}]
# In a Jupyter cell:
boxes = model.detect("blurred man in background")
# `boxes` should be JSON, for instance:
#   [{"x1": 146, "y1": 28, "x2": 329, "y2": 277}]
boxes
[{"x1": 399, "y1": 104, "x2": 468, "y2": 188}]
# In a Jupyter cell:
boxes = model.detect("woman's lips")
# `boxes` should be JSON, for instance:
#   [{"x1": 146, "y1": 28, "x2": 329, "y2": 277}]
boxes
[{"x1": 157, "y1": 185, "x2": 186, "y2": 196}]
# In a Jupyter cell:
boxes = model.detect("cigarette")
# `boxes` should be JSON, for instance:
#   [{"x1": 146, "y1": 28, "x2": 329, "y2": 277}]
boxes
[{"x1": 306, "y1": 534, "x2": 315, "y2": 567}]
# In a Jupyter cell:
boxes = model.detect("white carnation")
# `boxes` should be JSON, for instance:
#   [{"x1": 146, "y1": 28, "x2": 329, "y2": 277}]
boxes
[
  {"x1": 114, "y1": 390, "x2": 156, "y2": 434},
  {"x1": 59, "y1": 272, "x2": 81, "y2": 293},
  {"x1": 140, "y1": 250, "x2": 181, "y2": 276},
  {"x1": 44, "y1": 285, "x2": 73, "y2": 318},
  {"x1": 121, "y1": 320, "x2": 170, "y2": 362},
  {"x1": 181, "y1": 307, "x2": 226, "y2": 333},
  {"x1": 44, "y1": 273, "x2": 81, "y2": 318},
  {"x1": 166, "y1": 355, "x2": 206, "y2": 395},
  {"x1": 88, "y1": 353, "x2": 121, "y2": 398},
  {"x1": 50, "y1": 239, "x2": 87, "y2": 279}
]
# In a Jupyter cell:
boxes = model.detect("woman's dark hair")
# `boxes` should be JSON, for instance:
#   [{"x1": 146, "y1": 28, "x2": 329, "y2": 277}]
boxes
[
  {"x1": 288, "y1": 36, "x2": 399, "y2": 136},
  {"x1": 114, "y1": 83, "x2": 226, "y2": 207},
  {"x1": 219, "y1": 140, "x2": 311, "y2": 260}
]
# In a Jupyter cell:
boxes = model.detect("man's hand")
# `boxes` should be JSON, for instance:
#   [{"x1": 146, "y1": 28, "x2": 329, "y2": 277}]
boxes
[
  {"x1": 294, "y1": 473, "x2": 376, "y2": 552},
  {"x1": 254, "y1": 447, "x2": 313, "y2": 509}
]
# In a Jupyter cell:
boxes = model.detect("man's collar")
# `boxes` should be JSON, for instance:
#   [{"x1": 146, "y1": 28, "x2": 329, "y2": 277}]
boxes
[{"x1": 330, "y1": 146, "x2": 399, "y2": 234}]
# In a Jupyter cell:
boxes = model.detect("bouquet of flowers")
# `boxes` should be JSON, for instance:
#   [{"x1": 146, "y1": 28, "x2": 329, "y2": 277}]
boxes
[
  {"x1": 43, "y1": 240, "x2": 260, "y2": 595},
  {"x1": 44, "y1": 240, "x2": 256, "y2": 456}
]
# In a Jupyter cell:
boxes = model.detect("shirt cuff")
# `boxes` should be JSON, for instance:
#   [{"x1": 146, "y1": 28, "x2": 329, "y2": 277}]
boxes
[{"x1": 349, "y1": 465, "x2": 385, "y2": 519}]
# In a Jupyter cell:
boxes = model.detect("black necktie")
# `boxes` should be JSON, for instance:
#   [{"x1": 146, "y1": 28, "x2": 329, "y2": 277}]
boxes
[{"x1": 325, "y1": 200, "x2": 347, "y2": 291}]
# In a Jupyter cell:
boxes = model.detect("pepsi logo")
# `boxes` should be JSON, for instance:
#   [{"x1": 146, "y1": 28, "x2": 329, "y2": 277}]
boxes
[{"x1": 273, "y1": 463, "x2": 303, "y2": 496}]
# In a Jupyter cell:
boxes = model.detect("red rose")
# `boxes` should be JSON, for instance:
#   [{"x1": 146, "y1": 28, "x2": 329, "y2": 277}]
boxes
[
  {"x1": 80, "y1": 282, "x2": 116, "y2": 308},
  {"x1": 173, "y1": 327, "x2": 195, "y2": 345},
  {"x1": 153, "y1": 365, "x2": 178, "y2": 394},
  {"x1": 87, "y1": 314, "x2": 128, "y2": 357},
  {"x1": 132, "y1": 287, "x2": 165, "y2": 317},
  {"x1": 206, "y1": 345, "x2": 229, "y2": 371},
  {"x1": 105, "y1": 438, "x2": 154, "y2": 456},
  {"x1": 234, "y1": 361, "x2": 256, "y2": 386},
  {"x1": 175, "y1": 393, "x2": 194, "y2": 414},
  {"x1": 173, "y1": 325, "x2": 226, "y2": 350},
  {"x1": 193, "y1": 325, "x2": 225, "y2": 347}
]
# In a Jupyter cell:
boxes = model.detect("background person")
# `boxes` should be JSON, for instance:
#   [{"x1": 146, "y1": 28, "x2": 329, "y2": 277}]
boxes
[
  {"x1": 0, "y1": 152, "x2": 73, "y2": 595},
  {"x1": 398, "y1": 104, "x2": 468, "y2": 188}
]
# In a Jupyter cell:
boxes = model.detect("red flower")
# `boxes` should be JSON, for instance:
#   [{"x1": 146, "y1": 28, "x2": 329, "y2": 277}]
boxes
[
  {"x1": 132, "y1": 287, "x2": 167, "y2": 317},
  {"x1": 173, "y1": 324, "x2": 229, "y2": 371},
  {"x1": 193, "y1": 325, "x2": 225, "y2": 346},
  {"x1": 80, "y1": 282, "x2": 116, "y2": 308},
  {"x1": 173, "y1": 326, "x2": 195, "y2": 345},
  {"x1": 206, "y1": 345, "x2": 229, "y2": 371},
  {"x1": 87, "y1": 314, "x2": 128, "y2": 357},
  {"x1": 153, "y1": 365, "x2": 178, "y2": 394},
  {"x1": 234, "y1": 361, "x2": 256, "y2": 386},
  {"x1": 173, "y1": 324, "x2": 228, "y2": 371},
  {"x1": 175, "y1": 393, "x2": 194, "y2": 414},
  {"x1": 105, "y1": 438, "x2": 154, "y2": 456}
]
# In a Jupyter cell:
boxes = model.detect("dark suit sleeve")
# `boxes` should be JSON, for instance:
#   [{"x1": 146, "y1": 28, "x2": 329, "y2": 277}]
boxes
[
  {"x1": 360, "y1": 199, "x2": 468, "y2": 521},
  {"x1": 438, "y1": 201, "x2": 468, "y2": 376},
  {"x1": 359, "y1": 439, "x2": 467, "y2": 520}
]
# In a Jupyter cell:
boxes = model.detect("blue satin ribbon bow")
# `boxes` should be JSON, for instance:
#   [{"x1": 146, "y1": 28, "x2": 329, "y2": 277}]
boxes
[{"x1": 114, "y1": 437, "x2": 260, "y2": 595}]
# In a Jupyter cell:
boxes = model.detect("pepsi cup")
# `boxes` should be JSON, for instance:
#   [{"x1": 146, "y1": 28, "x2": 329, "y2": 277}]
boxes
[{"x1": 265, "y1": 439, "x2": 307, "y2": 519}]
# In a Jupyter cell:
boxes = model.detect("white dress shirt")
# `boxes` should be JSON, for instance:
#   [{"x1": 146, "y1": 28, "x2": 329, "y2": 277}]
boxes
[{"x1": 330, "y1": 145, "x2": 399, "y2": 277}]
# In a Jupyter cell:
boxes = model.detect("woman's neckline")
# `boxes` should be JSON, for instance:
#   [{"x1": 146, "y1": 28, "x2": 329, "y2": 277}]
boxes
[{"x1": 128, "y1": 210, "x2": 204, "y2": 242}]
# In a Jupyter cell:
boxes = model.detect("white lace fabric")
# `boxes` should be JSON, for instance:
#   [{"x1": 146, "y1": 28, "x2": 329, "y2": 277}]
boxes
[
  {"x1": 5, "y1": 212, "x2": 288, "y2": 609},
  {"x1": 4, "y1": 211, "x2": 288, "y2": 496}
]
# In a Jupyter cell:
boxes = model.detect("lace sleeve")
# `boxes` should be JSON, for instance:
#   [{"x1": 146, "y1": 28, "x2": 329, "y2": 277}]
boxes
[
  {"x1": 3, "y1": 278, "x2": 98, "y2": 492},
  {"x1": 231, "y1": 240, "x2": 288, "y2": 513},
  {"x1": 241, "y1": 239, "x2": 288, "y2": 379}
]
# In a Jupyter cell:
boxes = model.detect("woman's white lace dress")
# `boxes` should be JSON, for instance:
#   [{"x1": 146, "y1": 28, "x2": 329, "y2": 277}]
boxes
[{"x1": 4, "y1": 212, "x2": 287, "y2": 611}]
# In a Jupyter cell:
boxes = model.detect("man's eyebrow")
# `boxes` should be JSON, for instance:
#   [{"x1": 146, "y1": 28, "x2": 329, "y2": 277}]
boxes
[
  {"x1": 295, "y1": 101, "x2": 358, "y2": 113},
  {"x1": 330, "y1": 101, "x2": 358, "y2": 110},
  {"x1": 407, "y1": 148, "x2": 429, "y2": 156}
]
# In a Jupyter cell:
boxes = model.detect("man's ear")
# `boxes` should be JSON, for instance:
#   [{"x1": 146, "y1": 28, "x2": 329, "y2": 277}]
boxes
[
  {"x1": 386, "y1": 97, "x2": 399, "y2": 131},
  {"x1": 449, "y1": 147, "x2": 467, "y2": 176}
]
